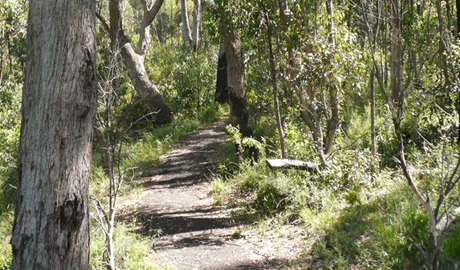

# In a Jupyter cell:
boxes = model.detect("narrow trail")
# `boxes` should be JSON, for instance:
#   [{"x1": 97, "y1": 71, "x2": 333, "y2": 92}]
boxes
[{"x1": 120, "y1": 118, "x2": 269, "y2": 270}]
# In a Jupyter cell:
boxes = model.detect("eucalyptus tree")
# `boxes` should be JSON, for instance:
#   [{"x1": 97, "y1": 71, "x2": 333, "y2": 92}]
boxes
[
  {"x1": 265, "y1": 7, "x2": 287, "y2": 159},
  {"x1": 180, "y1": 0, "x2": 201, "y2": 50},
  {"x1": 215, "y1": 42, "x2": 228, "y2": 104},
  {"x1": 267, "y1": 0, "x2": 360, "y2": 165},
  {"x1": 192, "y1": 0, "x2": 202, "y2": 50},
  {"x1": 210, "y1": 0, "x2": 253, "y2": 138},
  {"x1": 180, "y1": 0, "x2": 192, "y2": 46},
  {"x1": 11, "y1": 0, "x2": 97, "y2": 268},
  {"x1": 213, "y1": 0, "x2": 361, "y2": 163},
  {"x1": 360, "y1": 0, "x2": 460, "y2": 268},
  {"x1": 224, "y1": 29, "x2": 253, "y2": 137},
  {"x1": 97, "y1": 0, "x2": 173, "y2": 123}
]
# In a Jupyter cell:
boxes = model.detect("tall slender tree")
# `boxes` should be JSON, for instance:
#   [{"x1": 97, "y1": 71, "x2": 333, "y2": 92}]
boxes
[
  {"x1": 180, "y1": 0, "x2": 192, "y2": 46},
  {"x1": 11, "y1": 0, "x2": 97, "y2": 268},
  {"x1": 180, "y1": 0, "x2": 201, "y2": 50},
  {"x1": 265, "y1": 9, "x2": 286, "y2": 158},
  {"x1": 192, "y1": 0, "x2": 202, "y2": 51}
]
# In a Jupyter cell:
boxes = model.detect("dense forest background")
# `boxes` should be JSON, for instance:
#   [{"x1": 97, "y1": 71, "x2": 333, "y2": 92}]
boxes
[{"x1": 1, "y1": 0, "x2": 460, "y2": 269}]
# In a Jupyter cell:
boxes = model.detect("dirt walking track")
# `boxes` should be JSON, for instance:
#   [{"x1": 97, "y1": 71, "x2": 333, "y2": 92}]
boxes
[{"x1": 118, "y1": 118, "x2": 278, "y2": 270}]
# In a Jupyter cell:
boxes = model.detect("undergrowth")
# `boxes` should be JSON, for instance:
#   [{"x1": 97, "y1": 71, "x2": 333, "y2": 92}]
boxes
[
  {"x1": 89, "y1": 104, "x2": 225, "y2": 269},
  {"x1": 0, "y1": 213, "x2": 13, "y2": 270},
  {"x1": 90, "y1": 222, "x2": 169, "y2": 270},
  {"x1": 210, "y1": 113, "x2": 460, "y2": 269},
  {"x1": 121, "y1": 104, "x2": 225, "y2": 172}
]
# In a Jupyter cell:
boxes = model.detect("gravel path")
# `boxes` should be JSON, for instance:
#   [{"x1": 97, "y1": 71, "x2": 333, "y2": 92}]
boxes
[{"x1": 121, "y1": 118, "x2": 269, "y2": 270}]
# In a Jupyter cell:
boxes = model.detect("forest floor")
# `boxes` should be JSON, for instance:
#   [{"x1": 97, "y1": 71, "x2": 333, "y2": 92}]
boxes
[{"x1": 117, "y1": 117, "x2": 304, "y2": 270}]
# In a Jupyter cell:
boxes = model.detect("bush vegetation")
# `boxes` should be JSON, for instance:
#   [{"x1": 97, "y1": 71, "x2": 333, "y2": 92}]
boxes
[
  {"x1": 2, "y1": 0, "x2": 460, "y2": 269},
  {"x1": 210, "y1": 106, "x2": 460, "y2": 268}
]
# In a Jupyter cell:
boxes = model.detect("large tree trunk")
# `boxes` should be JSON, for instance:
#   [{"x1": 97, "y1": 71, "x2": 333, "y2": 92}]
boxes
[
  {"x1": 11, "y1": 0, "x2": 96, "y2": 269},
  {"x1": 224, "y1": 30, "x2": 253, "y2": 137}
]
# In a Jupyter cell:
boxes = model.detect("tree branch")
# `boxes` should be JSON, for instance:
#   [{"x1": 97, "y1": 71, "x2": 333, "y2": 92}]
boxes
[
  {"x1": 96, "y1": 12, "x2": 111, "y2": 34},
  {"x1": 137, "y1": 0, "x2": 165, "y2": 55}
]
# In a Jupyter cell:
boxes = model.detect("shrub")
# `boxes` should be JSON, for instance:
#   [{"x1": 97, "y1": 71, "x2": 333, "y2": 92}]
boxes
[
  {"x1": 443, "y1": 219, "x2": 460, "y2": 262},
  {"x1": 90, "y1": 222, "x2": 164, "y2": 270},
  {"x1": 0, "y1": 213, "x2": 13, "y2": 269}
]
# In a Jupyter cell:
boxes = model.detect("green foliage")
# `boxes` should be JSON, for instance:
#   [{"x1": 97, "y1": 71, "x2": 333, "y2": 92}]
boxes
[
  {"x1": 282, "y1": 122, "x2": 316, "y2": 161},
  {"x1": 303, "y1": 183, "x2": 427, "y2": 269},
  {"x1": 211, "y1": 116, "x2": 459, "y2": 268},
  {"x1": 402, "y1": 212, "x2": 430, "y2": 265},
  {"x1": 0, "y1": 0, "x2": 26, "y2": 214},
  {"x1": 147, "y1": 44, "x2": 218, "y2": 117},
  {"x1": 90, "y1": 222, "x2": 165, "y2": 270},
  {"x1": 122, "y1": 105, "x2": 224, "y2": 171},
  {"x1": 443, "y1": 220, "x2": 460, "y2": 261},
  {"x1": 169, "y1": 52, "x2": 216, "y2": 112},
  {"x1": 226, "y1": 124, "x2": 263, "y2": 160},
  {"x1": 0, "y1": 213, "x2": 12, "y2": 270}
]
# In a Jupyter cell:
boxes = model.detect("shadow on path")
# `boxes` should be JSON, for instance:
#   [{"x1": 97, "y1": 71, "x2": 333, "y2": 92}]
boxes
[{"x1": 120, "y1": 118, "x2": 266, "y2": 269}]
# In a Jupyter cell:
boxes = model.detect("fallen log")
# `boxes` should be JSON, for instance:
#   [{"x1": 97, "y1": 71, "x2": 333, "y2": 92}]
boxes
[{"x1": 266, "y1": 159, "x2": 318, "y2": 172}]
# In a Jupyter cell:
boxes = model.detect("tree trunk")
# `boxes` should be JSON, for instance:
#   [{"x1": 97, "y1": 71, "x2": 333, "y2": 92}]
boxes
[
  {"x1": 390, "y1": 0, "x2": 403, "y2": 110},
  {"x1": 446, "y1": 0, "x2": 452, "y2": 33},
  {"x1": 370, "y1": 69, "x2": 376, "y2": 156},
  {"x1": 390, "y1": 2, "x2": 440, "y2": 269},
  {"x1": 192, "y1": 0, "x2": 201, "y2": 51},
  {"x1": 436, "y1": 0, "x2": 449, "y2": 85},
  {"x1": 457, "y1": 0, "x2": 460, "y2": 36},
  {"x1": 224, "y1": 30, "x2": 253, "y2": 137},
  {"x1": 180, "y1": 0, "x2": 192, "y2": 46},
  {"x1": 323, "y1": 0, "x2": 340, "y2": 155},
  {"x1": 215, "y1": 42, "x2": 229, "y2": 104},
  {"x1": 11, "y1": 0, "x2": 96, "y2": 268},
  {"x1": 104, "y1": 0, "x2": 172, "y2": 124},
  {"x1": 266, "y1": 11, "x2": 287, "y2": 159},
  {"x1": 456, "y1": 0, "x2": 460, "y2": 144},
  {"x1": 277, "y1": 0, "x2": 294, "y2": 106},
  {"x1": 324, "y1": 85, "x2": 340, "y2": 155},
  {"x1": 120, "y1": 40, "x2": 172, "y2": 123}
]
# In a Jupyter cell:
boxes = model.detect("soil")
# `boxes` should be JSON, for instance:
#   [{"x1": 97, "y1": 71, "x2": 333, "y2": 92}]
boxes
[{"x1": 118, "y1": 118, "x2": 303, "y2": 270}]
